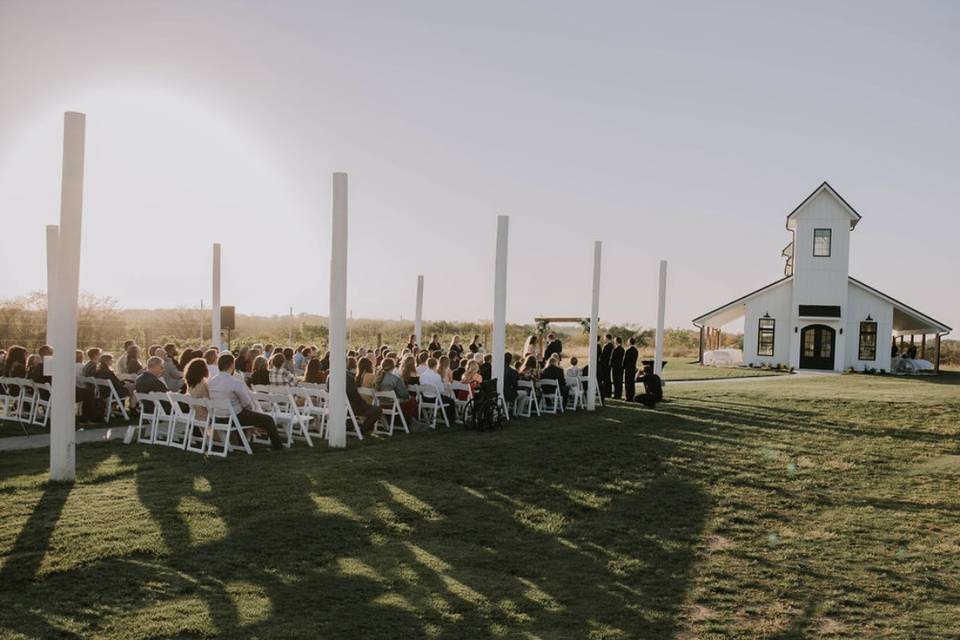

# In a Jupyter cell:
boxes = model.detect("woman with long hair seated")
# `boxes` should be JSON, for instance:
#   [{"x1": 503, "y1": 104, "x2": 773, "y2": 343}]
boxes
[
  {"x1": 520, "y1": 355, "x2": 540, "y2": 382},
  {"x1": 303, "y1": 358, "x2": 326, "y2": 384},
  {"x1": 249, "y1": 355, "x2": 270, "y2": 386},
  {"x1": 400, "y1": 355, "x2": 419, "y2": 385},
  {"x1": 357, "y1": 356, "x2": 376, "y2": 389},
  {"x1": 376, "y1": 357, "x2": 417, "y2": 419},
  {"x1": 456, "y1": 360, "x2": 483, "y2": 401},
  {"x1": 184, "y1": 357, "x2": 210, "y2": 420},
  {"x1": 95, "y1": 353, "x2": 136, "y2": 411}
]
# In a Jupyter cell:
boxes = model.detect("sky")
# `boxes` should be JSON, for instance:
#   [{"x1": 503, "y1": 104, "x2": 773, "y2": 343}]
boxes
[{"x1": 0, "y1": 0, "x2": 958, "y2": 330}]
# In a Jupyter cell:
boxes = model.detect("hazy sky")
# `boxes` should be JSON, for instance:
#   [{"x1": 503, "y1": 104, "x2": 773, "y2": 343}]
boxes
[{"x1": 1, "y1": 1, "x2": 957, "y2": 330}]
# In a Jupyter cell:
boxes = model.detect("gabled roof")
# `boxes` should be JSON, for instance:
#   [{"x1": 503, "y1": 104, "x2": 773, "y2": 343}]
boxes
[
  {"x1": 692, "y1": 276, "x2": 793, "y2": 326},
  {"x1": 849, "y1": 277, "x2": 952, "y2": 333},
  {"x1": 786, "y1": 181, "x2": 862, "y2": 230}
]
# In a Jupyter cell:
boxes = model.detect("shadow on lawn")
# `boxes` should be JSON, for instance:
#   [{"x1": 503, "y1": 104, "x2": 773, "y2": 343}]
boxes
[{"x1": 1, "y1": 405, "x2": 711, "y2": 639}]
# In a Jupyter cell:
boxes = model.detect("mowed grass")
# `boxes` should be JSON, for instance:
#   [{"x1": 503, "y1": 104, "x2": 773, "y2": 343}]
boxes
[
  {"x1": 1, "y1": 374, "x2": 959, "y2": 639},
  {"x1": 660, "y1": 359, "x2": 787, "y2": 381}
]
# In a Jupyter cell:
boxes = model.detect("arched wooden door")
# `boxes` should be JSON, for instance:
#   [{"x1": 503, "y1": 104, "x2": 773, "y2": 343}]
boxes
[{"x1": 800, "y1": 324, "x2": 836, "y2": 370}]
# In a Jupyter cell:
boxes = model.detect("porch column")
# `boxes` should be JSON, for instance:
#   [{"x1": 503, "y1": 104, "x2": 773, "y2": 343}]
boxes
[
  {"x1": 921, "y1": 334, "x2": 926, "y2": 359},
  {"x1": 935, "y1": 334, "x2": 941, "y2": 373},
  {"x1": 698, "y1": 326, "x2": 704, "y2": 363}
]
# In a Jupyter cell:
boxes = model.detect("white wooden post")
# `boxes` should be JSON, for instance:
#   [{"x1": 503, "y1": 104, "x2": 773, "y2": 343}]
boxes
[
  {"x1": 212, "y1": 243, "x2": 221, "y2": 349},
  {"x1": 587, "y1": 241, "x2": 601, "y2": 411},
  {"x1": 45, "y1": 225, "x2": 59, "y2": 344},
  {"x1": 414, "y1": 275, "x2": 424, "y2": 346},
  {"x1": 289, "y1": 307, "x2": 293, "y2": 345},
  {"x1": 328, "y1": 172, "x2": 348, "y2": 448},
  {"x1": 654, "y1": 260, "x2": 668, "y2": 376},
  {"x1": 492, "y1": 215, "x2": 509, "y2": 396},
  {"x1": 50, "y1": 112, "x2": 85, "y2": 482},
  {"x1": 199, "y1": 299, "x2": 204, "y2": 344}
]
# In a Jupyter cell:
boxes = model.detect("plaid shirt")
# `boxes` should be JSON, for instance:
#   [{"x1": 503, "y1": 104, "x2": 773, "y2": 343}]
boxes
[{"x1": 268, "y1": 366, "x2": 295, "y2": 387}]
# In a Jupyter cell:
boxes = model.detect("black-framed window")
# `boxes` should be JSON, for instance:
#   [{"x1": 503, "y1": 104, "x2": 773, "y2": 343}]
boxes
[
  {"x1": 757, "y1": 317, "x2": 775, "y2": 356},
  {"x1": 813, "y1": 228, "x2": 832, "y2": 257},
  {"x1": 859, "y1": 321, "x2": 877, "y2": 361}
]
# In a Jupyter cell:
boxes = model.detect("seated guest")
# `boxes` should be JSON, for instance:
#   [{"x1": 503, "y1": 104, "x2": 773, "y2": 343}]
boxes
[
  {"x1": 345, "y1": 357, "x2": 383, "y2": 432},
  {"x1": 268, "y1": 352, "x2": 295, "y2": 386},
  {"x1": 249, "y1": 356, "x2": 270, "y2": 386},
  {"x1": 123, "y1": 344, "x2": 143, "y2": 375},
  {"x1": 357, "y1": 357, "x2": 376, "y2": 388},
  {"x1": 184, "y1": 358, "x2": 210, "y2": 420},
  {"x1": 400, "y1": 356, "x2": 419, "y2": 385},
  {"x1": 28, "y1": 345, "x2": 53, "y2": 400},
  {"x1": 415, "y1": 350, "x2": 429, "y2": 376},
  {"x1": 541, "y1": 354, "x2": 568, "y2": 399},
  {"x1": 419, "y1": 357, "x2": 456, "y2": 421},
  {"x1": 204, "y1": 348, "x2": 220, "y2": 378},
  {"x1": 451, "y1": 357, "x2": 465, "y2": 382},
  {"x1": 263, "y1": 343, "x2": 274, "y2": 361},
  {"x1": 81, "y1": 347, "x2": 100, "y2": 378},
  {"x1": 2, "y1": 345, "x2": 28, "y2": 396},
  {"x1": 116, "y1": 340, "x2": 134, "y2": 374},
  {"x1": 162, "y1": 343, "x2": 184, "y2": 392},
  {"x1": 235, "y1": 346, "x2": 250, "y2": 374},
  {"x1": 438, "y1": 356, "x2": 453, "y2": 384},
  {"x1": 376, "y1": 357, "x2": 417, "y2": 419},
  {"x1": 178, "y1": 348, "x2": 195, "y2": 372},
  {"x1": 634, "y1": 365, "x2": 664, "y2": 408},
  {"x1": 303, "y1": 358, "x2": 326, "y2": 384},
  {"x1": 95, "y1": 353, "x2": 135, "y2": 401},
  {"x1": 480, "y1": 354, "x2": 493, "y2": 380},
  {"x1": 135, "y1": 356, "x2": 171, "y2": 412},
  {"x1": 565, "y1": 356, "x2": 581, "y2": 379},
  {"x1": 208, "y1": 353, "x2": 282, "y2": 449},
  {"x1": 282, "y1": 347, "x2": 296, "y2": 373},
  {"x1": 519, "y1": 355, "x2": 540, "y2": 382},
  {"x1": 459, "y1": 360, "x2": 482, "y2": 395},
  {"x1": 292, "y1": 345, "x2": 306, "y2": 370}
]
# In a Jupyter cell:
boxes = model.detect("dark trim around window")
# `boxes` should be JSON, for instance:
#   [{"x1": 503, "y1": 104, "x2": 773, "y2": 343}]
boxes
[
  {"x1": 757, "y1": 317, "x2": 775, "y2": 357},
  {"x1": 813, "y1": 228, "x2": 832, "y2": 257},
  {"x1": 858, "y1": 321, "x2": 877, "y2": 361}
]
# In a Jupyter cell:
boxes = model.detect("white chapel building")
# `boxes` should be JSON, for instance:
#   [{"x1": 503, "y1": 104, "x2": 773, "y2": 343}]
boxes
[{"x1": 693, "y1": 182, "x2": 951, "y2": 372}]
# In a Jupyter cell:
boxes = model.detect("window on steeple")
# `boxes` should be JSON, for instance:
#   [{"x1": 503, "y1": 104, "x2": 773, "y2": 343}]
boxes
[{"x1": 813, "y1": 228, "x2": 832, "y2": 257}]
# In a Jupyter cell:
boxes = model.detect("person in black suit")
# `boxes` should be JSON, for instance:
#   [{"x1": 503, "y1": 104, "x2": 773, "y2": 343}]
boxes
[
  {"x1": 599, "y1": 334, "x2": 614, "y2": 399},
  {"x1": 623, "y1": 337, "x2": 639, "y2": 401},
  {"x1": 135, "y1": 356, "x2": 171, "y2": 412},
  {"x1": 543, "y1": 333, "x2": 563, "y2": 363},
  {"x1": 540, "y1": 354, "x2": 568, "y2": 400},
  {"x1": 634, "y1": 365, "x2": 663, "y2": 408},
  {"x1": 610, "y1": 337, "x2": 625, "y2": 399},
  {"x1": 479, "y1": 354, "x2": 493, "y2": 381}
]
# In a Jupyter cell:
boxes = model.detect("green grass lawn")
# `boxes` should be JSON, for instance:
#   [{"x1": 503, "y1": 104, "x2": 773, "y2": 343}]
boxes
[
  {"x1": 2, "y1": 374, "x2": 959, "y2": 639},
  {"x1": 660, "y1": 359, "x2": 788, "y2": 381}
]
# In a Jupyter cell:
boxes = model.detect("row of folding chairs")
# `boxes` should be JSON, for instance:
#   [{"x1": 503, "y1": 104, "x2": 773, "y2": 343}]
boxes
[
  {"x1": 512, "y1": 375, "x2": 602, "y2": 418},
  {"x1": 0, "y1": 377, "x2": 52, "y2": 431},
  {"x1": 77, "y1": 375, "x2": 130, "y2": 422}
]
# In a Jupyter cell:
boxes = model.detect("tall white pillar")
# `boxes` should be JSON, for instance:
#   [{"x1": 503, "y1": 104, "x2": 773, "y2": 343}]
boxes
[
  {"x1": 199, "y1": 299, "x2": 204, "y2": 344},
  {"x1": 587, "y1": 241, "x2": 602, "y2": 411},
  {"x1": 50, "y1": 112, "x2": 85, "y2": 482},
  {"x1": 414, "y1": 275, "x2": 424, "y2": 346},
  {"x1": 492, "y1": 215, "x2": 509, "y2": 395},
  {"x1": 45, "y1": 225, "x2": 60, "y2": 344},
  {"x1": 328, "y1": 172, "x2": 349, "y2": 448},
  {"x1": 212, "y1": 243, "x2": 221, "y2": 349},
  {"x1": 654, "y1": 260, "x2": 668, "y2": 376}
]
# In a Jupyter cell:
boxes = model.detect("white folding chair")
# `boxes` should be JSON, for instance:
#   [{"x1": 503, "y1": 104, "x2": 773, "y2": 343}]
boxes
[
  {"x1": 268, "y1": 390, "x2": 314, "y2": 447},
  {"x1": 206, "y1": 398, "x2": 253, "y2": 457},
  {"x1": 17, "y1": 380, "x2": 38, "y2": 425},
  {"x1": 0, "y1": 377, "x2": 18, "y2": 421},
  {"x1": 129, "y1": 391, "x2": 160, "y2": 444},
  {"x1": 94, "y1": 378, "x2": 129, "y2": 421},
  {"x1": 166, "y1": 393, "x2": 194, "y2": 448},
  {"x1": 516, "y1": 380, "x2": 541, "y2": 418},
  {"x1": 346, "y1": 399, "x2": 364, "y2": 439},
  {"x1": 30, "y1": 383, "x2": 52, "y2": 427},
  {"x1": 418, "y1": 384, "x2": 449, "y2": 428},
  {"x1": 539, "y1": 379, "x2": 564, "y2": 414},
  {"x1": 449, "y1": 382, "x2": 473, "y2": 423},
  {"x1": 565, "y1": 376, "x2": 584, "y2": 410},
  {"x1": 373, "y1": 390, "x2": 409, "y2": 435},
  {"x1": 298, "y1": 386, "x2": 329, "y2": 440},
  {"x1": 184, "y1": 396, "x2": 212, "y2": 454},
  {"x1": 581, "y1": 375, "x2": 602, "y2": 407}
]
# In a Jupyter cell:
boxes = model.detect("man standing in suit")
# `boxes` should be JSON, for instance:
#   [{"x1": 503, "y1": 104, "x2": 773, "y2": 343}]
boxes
[
  {"x1": 610, "y1": 337, "x2": 625, "y2": 399},
  {"x1": 599, "y1": 334, "x2": 614, "y2": 399},
  {"x1": 623, "y1": 337, "x2": 639, "y2": 401},
  {"x1": 543, "y1": 333, "x2": 563, "y2": 363}
]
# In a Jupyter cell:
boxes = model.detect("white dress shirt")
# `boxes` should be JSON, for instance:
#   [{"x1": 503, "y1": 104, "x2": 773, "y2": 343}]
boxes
[
  {"x1": 418, "y1": 368, "x2": 444, "y2": 396},
  {"x1": 208, "y1": 372, "x2": 255, "y2": 414}
]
